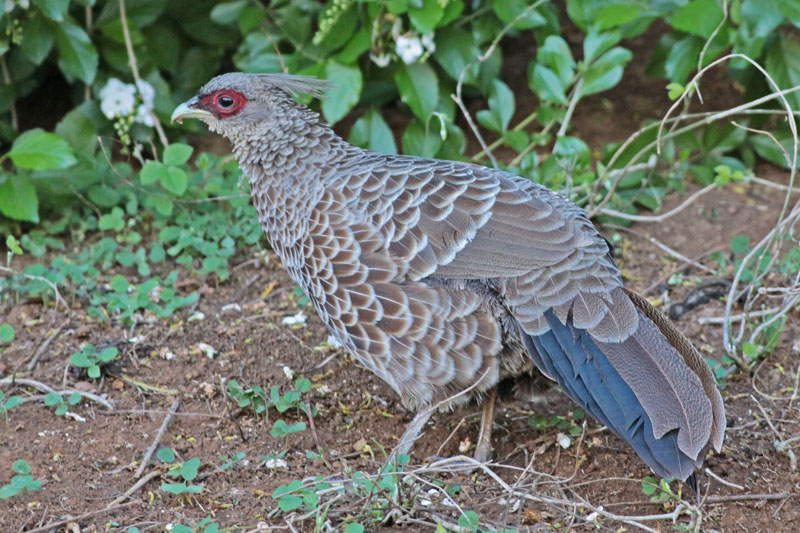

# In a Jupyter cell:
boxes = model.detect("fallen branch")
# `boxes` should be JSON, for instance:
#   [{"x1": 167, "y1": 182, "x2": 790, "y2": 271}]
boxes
[
  {"x1": 109, "y1": 470, "x2": 161, "y2": 507},
  {"x1": 24, "y1": 501, "x2": 139, "y2": 533},
  {"x1": 134, "y1": 397, "x2": 180, "y2": 478},
  {"x1": 26, "y1": 321, "x2": 69, "y2": 372},
  {"x1": 705, "y1": 491, "x2": 790, "y2": 503},
  {"x1": 0, "y1": 378, "x2": 113, "y2": 410}
]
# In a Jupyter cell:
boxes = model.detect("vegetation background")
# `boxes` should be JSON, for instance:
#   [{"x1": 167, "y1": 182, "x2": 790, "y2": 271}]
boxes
[{"x1": 1, "y1": 0, "x2": 799, "y2": 531}]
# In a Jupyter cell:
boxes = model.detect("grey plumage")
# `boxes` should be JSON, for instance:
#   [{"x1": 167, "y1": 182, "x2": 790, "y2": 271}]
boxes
[{"x1": 173, "y1": 73, "x2": 725, "y2": 483}]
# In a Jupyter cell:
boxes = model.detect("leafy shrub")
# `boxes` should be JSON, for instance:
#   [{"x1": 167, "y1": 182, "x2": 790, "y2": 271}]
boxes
[{"x1": 1, "y1": 0, "x2": 798, "y2": 227}]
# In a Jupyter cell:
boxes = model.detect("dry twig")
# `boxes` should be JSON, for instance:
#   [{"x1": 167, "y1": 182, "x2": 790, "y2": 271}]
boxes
[{"x1": 134, "y1": 397, "x2": 180, "y2": 478}]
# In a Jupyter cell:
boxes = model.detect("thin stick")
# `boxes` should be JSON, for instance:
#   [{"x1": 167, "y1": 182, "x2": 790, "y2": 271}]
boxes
[
  {"x1": 118, "y1": 0, "x2": 169, "y2": 147},
  {"x1": 134, "y1": 397, "x2": 180, "y2": 478},
  {"x1": 0, "y1": 266, "x2": 68, "y2": 311},
  {"x1": 26, "y1": 321, "x2": 68, "y2": 372},
  {"x1": 704, "y1": 467, "x2": 744, "y2": 490},
  {"x1": 24, "y1": 501, "x2": 138, "y2": 533},
  {"x1": 305, "y1": 399, "x2": 321, "y2": 452},
  {"x1": 608, "y1": 224, "x2": 714, "y2": 274},
  {"x1": 108, "y1": 470, "x2": 160, "y2": 506},
  {"x1": 705, "y1": 491, "x2": 789, "y2": 503},
  {"x1": 599, "y1": 183, "x2": 716, "y2": 223},
  {"x1": 698, "y1": 307, "x2": 781, "y2": 325},
  {"x1": 0, "y1": 55, "x2": 18, "y2": 131},
  {"x1": 0, "y1": 378, "x2": 113, "y2": 410}
]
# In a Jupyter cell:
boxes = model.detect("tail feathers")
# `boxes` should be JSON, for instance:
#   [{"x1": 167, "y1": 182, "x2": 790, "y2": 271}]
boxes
[
  {"x1": 522, "y1": 310, "x2": 703, "y2": 481},
  {"x1": 624, "y1": 288, "x2": 726, "y2": 453}
]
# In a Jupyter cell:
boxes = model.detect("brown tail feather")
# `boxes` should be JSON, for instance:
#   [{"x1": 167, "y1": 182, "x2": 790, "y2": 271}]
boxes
[{"x1": 623, "y1": 288, "x2": 726, "y2": 452}]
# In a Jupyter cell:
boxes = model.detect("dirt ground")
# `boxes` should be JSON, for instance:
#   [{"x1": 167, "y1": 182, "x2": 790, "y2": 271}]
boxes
[{"x1": 2, "y1": 24, "x2": 800, "y2": 533}]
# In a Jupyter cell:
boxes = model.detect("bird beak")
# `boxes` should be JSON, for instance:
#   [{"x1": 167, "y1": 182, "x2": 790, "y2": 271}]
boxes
[{"x1": 171, "y1": 97, "x2": 212, "y2": 124}]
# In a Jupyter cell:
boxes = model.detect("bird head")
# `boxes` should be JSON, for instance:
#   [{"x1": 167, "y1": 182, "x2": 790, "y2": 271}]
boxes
[{"x1": 171, "y1": 72, "x2": 328, "y2": 141}]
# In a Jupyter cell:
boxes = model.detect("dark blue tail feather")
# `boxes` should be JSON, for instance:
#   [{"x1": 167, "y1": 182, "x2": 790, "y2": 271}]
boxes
[{"x1": 522, "y1": 310, "x2": 697, "y2": 481}]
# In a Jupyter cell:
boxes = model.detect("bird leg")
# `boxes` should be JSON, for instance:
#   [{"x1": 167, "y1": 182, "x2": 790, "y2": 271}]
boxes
[
  {"x1": 473, "y1": 387, "x2": 497, "y2": 463},
  {"x1": 388, "y1": 403, "x2": 436, "y2": 465}
]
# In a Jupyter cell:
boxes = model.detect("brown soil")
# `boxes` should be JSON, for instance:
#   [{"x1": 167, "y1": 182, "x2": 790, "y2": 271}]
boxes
[{"x1": 2, "y1": 22, "x2": 799, "y2": 533}]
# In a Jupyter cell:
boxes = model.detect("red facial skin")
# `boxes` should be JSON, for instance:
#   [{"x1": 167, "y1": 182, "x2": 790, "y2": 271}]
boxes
[{"x1": 199, "y1": 89, "x2": 248, "y2": 119}]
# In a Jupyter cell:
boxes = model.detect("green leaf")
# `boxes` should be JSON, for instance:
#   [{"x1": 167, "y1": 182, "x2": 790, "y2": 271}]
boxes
[
  {"x1": 458, "y1": 510, "x2": 480, "y2": 530},
  {"x1": 529, "y1": 65, "x2": 568, "y2": 105},
  {"x1": 140, "y1": 161, "x2": 166, "y2": 185},
  {"x1": 88, "y1": 365, "x2": 101, "y2": 379},
  {"x1": 491, "y1": 0, "x2": 546, "y2": 30},
  {"x1": 730, "y1": 235, "x2": 749, "y2": 255},
  {"x1": 210, "y1": 1, "x2": 248, "y2": 24},
  {"x1": 434, "y1": 26, "x2": 481, "y2": 84},
  {"x1": 163, "y1": 143, "x2": 193, "y2": 166},
  {"x1": 402, "y1": 119, "x2": 441, "y2": 158},
  {"x1": 0, "y1": 324, "x2": 14, "y2": 343},
  {"x1": 395, "y1": 62, "x2": 439, "y2": 121},
  {"x1": 488, "y1": 80, "x2": 515, "y2": 132},
  {"x1": 409, "y1": 0, "x2": 444, "y2": 33},
  {"x1": 670, "y1": 0, "x2": 725, "y2": 38},
  {"x1": 110, "y1": 274, "x2": 130, "y2": 292},
  {"x1": 583, "y1": 28, "x2": 622, "y2": 64},
  {"x1": 641, "y1": 476, "x2": 658, "y2": 495},
  {"x1": 34, "y1": 0, "x2": 70, "y2": 21},
  {"x1": 98, "y1": 347, "x2": 119, "y2": 362},
  {"x1": 55, "y1": 22, "x2": 98, "y2": 84},
  {"x1": 666, "y1": 82, "x2": 685, "y2": 100},
  {"x1": 0, "y1": 174, "x2": 39, "y2": 223},
  {"x1": 348, "y1": 109, "x2": 397, "y2": 154},
  {"x1": 3, "y1": 396, "x2": 22, "y2": 409},
  {"x1": 344, "y1": 524, "x2": 365, "y2": 533},
  {"x1": 55, "y1": 104, "x2": 97, "y2": 156},
  {"x1": 580, "y1": 47, "x2": 632, "y2": 97},
  {"x1": 765, "y1": 35, "x2": 800, "y2": 111},
  {"x1": 12, "y1": 460, "x2": 29, "y2": 475},
  {"x1": 44, "y1": 392, "x2": 62, "y2": 406},
  {"x1": 595, "y1": 3, "x2": 642, "y2": 30},
  {"x1": 70, "y1": 351, "x2": 92, "y2": 368},
  {"x1": 664, "y1": 35, "x2": 703, "y2": 82},
  {"x1": 88, "y1": 185, "x2": 122, "y2": 209},
  {"x1": 161, "y1": 482, "x2": 189, "y2": 494},
  {"x1": 538, "y1": 35, "x2": 576, "y2": 87},
  {"x1": 6, "y1": 235, "x2": 22, "y2": 255},
  {"x1": 160, "y1": 167, "x2": 188, "y2": 196},
  {"x1": 321, "y1": 61, "x2": 362, "y2": 125},
  {"x1": 157, "y1": 447, "x2": 176, "y2": 463},
  {"x1": 749, "y1": 128, "x2": 795, "y2": 169},
  {"x1": 8, "y1": 129, "x2": 77, "y2": 170},
  {"x1": 278, "y1": 494, "x2": 303, "y2": 512},
  {"x1": 20, "y1": 15, "x2": 55, "y2": 64},
  {"x1": 181, "y1": 458, "x2": 201, "y2": 481}
]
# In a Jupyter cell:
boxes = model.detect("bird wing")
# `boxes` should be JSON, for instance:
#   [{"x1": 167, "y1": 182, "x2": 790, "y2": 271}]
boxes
[{"x1": 335, "y1": 153, "x2": 722, "y2": 480}]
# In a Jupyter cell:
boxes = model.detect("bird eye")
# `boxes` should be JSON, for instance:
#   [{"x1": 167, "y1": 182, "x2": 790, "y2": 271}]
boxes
[{"x1": 218, "y1": 95, "x2": 234, "y2": 108}]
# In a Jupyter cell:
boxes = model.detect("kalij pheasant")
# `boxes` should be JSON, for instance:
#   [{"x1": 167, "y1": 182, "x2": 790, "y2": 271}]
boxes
[{"x1": 172, "y1": 73, "x2": 725, "y2": 487}]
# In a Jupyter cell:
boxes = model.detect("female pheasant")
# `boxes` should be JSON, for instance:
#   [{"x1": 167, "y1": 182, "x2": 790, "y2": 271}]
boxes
[{"x1": 172, "y1": 73, "x2": 725, "y2": 487}]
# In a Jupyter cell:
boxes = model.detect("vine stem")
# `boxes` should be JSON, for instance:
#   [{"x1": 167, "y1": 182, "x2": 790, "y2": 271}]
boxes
[{"x1": 118, "y1": 0, "x2": 169, "y2": 148}]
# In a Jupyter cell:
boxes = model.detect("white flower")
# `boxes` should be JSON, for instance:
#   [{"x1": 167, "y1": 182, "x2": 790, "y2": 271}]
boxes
[
  {"x1": 5, "y1": 0, "x2": 29, "y2": 12},
  {"x1": 396, "y1": 35, "x2": 424, "y2": 64},
  {"x1": 135, "y1": 80, "x2": 155, "y2": 107},
  {"x1": 556, "y1": 433, "x2": 572, "y2": 449},
  {"x1": 135, "y1": 104, "x2": 155, "y2": 127},
  {"x1": 370, "y1": 53, "x2": 391, "y2": 68},
  {"x1": 282, "y1": 365, "x2": 293, "y2": 380},
  {"x1": 326, "y1": 335, "x2": 343, "y2": 348},
  {"x1": 281, "y1": 312, "x2": 306, "y2": 326},
  {"x1": 421, "y1": 33, "x2": 436, "y2": 53},
  {"x1": 264, "y1": 457, "x2": 287, "y2": 469},
  {"x1": 99, "y1": 78, "x2": 136, "y2": 119}
]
